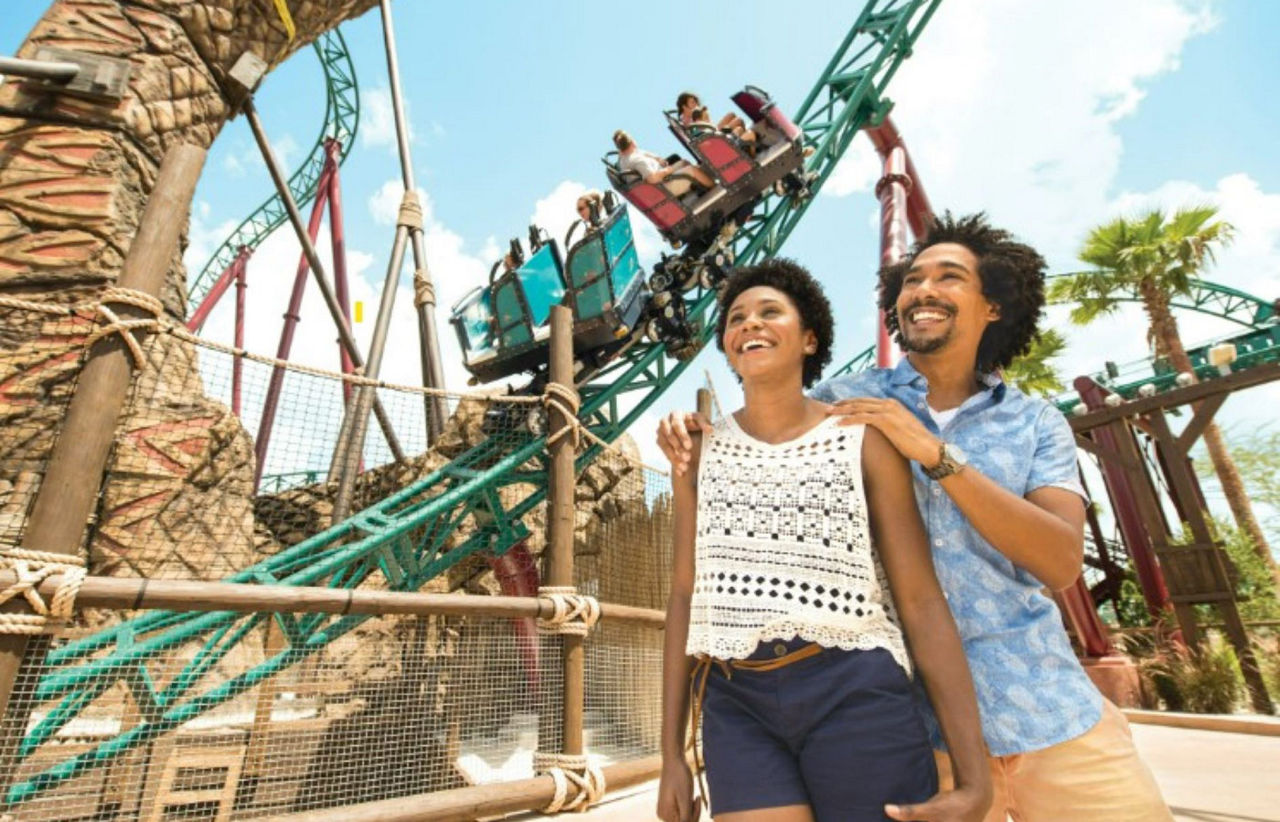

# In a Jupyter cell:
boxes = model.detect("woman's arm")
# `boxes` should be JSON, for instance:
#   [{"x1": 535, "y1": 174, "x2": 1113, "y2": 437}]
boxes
[
  {"x1": 657, "y1": 433, "x2": 700, "y2": 822},
  {"x1": 862, "y1": 427, "x2": 992, "y2": 822}
]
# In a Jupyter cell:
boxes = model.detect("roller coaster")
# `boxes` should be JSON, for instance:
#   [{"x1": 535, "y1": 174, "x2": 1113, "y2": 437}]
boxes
[
  {"x1": 6, "y1": 0, "x2": 1279, "y2": 807},
  {"x1": 7, "y1": 0, "x2": 944, "y2": 803}
]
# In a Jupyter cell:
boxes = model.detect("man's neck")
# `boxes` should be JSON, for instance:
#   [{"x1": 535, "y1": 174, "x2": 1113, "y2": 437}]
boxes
[{"x1": 906, "y1": 351, "x2": 983, "y2": 411}]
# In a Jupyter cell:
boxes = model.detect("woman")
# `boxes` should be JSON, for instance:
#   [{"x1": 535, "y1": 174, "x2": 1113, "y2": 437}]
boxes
[{"x1": 657, "y1": 259, "x2": 991, "y2": 822}]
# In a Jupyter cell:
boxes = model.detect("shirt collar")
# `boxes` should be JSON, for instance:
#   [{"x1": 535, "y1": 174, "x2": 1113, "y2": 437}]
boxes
[{"x1": 889, "y1": 356, "x2": 1007, "y2": 401}]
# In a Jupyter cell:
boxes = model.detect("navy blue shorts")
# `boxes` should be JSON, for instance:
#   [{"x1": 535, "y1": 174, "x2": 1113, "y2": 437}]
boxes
[{"x1": 701, "y1": 640, "x2": 937, "y2": 819}]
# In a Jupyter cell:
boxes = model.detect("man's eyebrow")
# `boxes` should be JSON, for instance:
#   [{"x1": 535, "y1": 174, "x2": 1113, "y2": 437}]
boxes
[{"x1": 906, "y1": 259, "x2": 972, "y2": 274}]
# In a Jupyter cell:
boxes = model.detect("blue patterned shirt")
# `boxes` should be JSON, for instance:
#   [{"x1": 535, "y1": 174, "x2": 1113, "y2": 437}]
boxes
[{"x1": 811, "y1": 358, "x2": 1102, "y2": 756}]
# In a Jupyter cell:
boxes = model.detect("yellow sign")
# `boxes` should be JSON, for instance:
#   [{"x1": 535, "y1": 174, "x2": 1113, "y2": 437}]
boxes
[{"x1": 354, "y1": 301, "x2": 363, "y2": 323}]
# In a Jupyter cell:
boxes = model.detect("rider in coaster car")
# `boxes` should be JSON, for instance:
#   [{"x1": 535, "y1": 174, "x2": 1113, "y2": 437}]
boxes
[
  {"x1": 576, "y1": 190, "x2": 606, "y2": 228},
  {"x1": 677, "y1": 90, "x2": 758, "y2": 154},
  {"x1": 613, "y1": 129, "x2": 714, "y2": 196}
]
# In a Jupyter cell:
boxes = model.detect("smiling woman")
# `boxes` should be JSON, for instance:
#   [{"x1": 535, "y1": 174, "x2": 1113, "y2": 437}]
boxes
[{"x1": 657, "y1": 259, "x2": 992, "y2": 822}]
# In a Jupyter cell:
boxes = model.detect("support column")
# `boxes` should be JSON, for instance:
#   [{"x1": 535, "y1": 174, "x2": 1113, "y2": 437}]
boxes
[
  {"x1": 1145, "y1": 410, "x2": 1273, "y2": 713},
  {"x1": 0, "y1": 144, "x2": 207, "y2": 799},
  {"x1": 874, "y1": 145, "x2": 910, "y2": 368},
  {"x1": 546, "y1": 305, "x2": 584, "y2": 758}
]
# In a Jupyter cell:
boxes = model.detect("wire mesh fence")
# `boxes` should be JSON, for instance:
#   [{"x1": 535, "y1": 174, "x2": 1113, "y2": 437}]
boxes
[{"x1": 1, "y1": 295, "x2": 677, "y2": 819}]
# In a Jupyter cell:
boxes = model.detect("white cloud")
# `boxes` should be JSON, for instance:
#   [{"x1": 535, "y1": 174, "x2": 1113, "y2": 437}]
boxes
[
  {"x1": 219, "y1": 134, "x2": 299, "y2": 178},
  {"x1": 361, "y1": 87, "x2": 413, "y2": 154},
  {"x1": 825, "y1": 0, "x2": 1217, "y2": 262}
]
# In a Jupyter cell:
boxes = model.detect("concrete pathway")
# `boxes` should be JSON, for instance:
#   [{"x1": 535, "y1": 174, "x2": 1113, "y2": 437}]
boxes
[{"x1": 517, "y1": 723, "x2": 1279, "y2": 821}]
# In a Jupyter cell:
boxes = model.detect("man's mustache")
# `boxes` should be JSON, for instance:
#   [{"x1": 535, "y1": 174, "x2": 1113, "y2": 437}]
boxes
[{"x1": 901, "y1": 298, "x2": 957, "y2": 317}]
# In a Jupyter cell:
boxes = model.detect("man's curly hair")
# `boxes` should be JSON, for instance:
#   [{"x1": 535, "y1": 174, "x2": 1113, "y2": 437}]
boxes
[
  {"x1": 878, "y1": 211, "x2": 1047, "y2": 373},
  {"x1": 714, "y1": 258, "x2": 834, "y2": 388}
]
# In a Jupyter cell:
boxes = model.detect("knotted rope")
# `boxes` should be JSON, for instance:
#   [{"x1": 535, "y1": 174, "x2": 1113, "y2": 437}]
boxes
[
  {"x1": 397, "y1": 190, "x2": 424, "y2": 230},
  {"x1": 83, "y1": 287, "x2": 165, "y2": 369},
  {"x1": 533, "y1": 752, "x2": 606, "y2": 814},
  {"x1": 536, "y1": 586, "x2": 600, "y2": 637},
  {"x1": 412, "y1": 269, "x2": 436, "y2": 307},
  {"x1": 543, "y1": 382, "x2": 582, "y2": 449},
  {"x1": 0, "y1": 547, "x2": 87, "y2": 636}
]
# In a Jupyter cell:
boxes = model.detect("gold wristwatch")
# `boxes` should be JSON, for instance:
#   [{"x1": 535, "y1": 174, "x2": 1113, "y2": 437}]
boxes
[{"x1": 923, "y1": 442, "x2": 967, "y2": 480}]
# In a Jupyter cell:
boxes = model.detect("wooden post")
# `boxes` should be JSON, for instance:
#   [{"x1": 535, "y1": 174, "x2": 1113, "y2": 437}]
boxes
[
  {"x1": 546, "y1": 305, "x2": 584, "y2": 758},
  {"x1": 696, "y1": 388, "x2": 713, "y2": 420},
  {"x1": 0, "y1": 144, "x2": 206, "y2": 789},
  {"x1": 1145, "y1": 410, "x2": 1273, "y2": 714}
]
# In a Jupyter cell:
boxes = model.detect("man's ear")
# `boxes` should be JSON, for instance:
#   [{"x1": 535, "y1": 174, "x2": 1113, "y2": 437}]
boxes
[{"x1": 986, "y1": 300, "x2": 1001, "y2": 322}]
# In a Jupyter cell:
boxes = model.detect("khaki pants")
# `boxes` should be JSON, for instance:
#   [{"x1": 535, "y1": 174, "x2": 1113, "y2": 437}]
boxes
[{"x1": 935, "y1": 701, "x2": 1172, "y2": 822}]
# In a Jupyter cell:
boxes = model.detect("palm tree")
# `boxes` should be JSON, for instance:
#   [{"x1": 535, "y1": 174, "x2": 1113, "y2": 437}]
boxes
[
  {"x1": 1004, "y1": 329, "x2": 1067, "y2": 397},
  {"x1": 1051, "y1": 206, "x2": 1277, "y2": 578}
]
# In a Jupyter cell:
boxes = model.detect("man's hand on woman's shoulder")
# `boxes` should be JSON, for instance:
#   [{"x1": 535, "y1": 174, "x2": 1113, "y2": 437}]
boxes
[{"x1": 657, "y1": 411, "x2": 712, "y2": 478}]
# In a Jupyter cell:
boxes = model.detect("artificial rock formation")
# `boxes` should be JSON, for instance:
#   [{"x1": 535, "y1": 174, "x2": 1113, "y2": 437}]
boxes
[{"x1": 0, "y1": 0, "x2": 376, "y2": 581}]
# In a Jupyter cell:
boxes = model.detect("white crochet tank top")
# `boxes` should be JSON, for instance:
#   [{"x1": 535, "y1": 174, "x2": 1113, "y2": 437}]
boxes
[{"x1": 686, "y1": 414, "x2": 910, "y2": 672}]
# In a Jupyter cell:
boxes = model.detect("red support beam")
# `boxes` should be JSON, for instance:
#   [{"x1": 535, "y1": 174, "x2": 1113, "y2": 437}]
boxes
[
  {"x1": 232, "y1": 256, "x2": 248, "y2": 416},
  {"x1": 1075, "y1": 378, "x2": 1175, "y2": 624},
  {"x1": 186, "y1": 246, "x2": 251, "y2": 333},
  {"x1": 864, "y1": 117, "x2": 935, "y2": 237},
  {"x1": 324, "y1": 139, "x2": 356, "y2": 406},
  {"x1": 253, "y1": 158, "x2": 336, "y2": 488},
  {"x1": 874, "y1": 145, "x2": 910, "y2": 367}
]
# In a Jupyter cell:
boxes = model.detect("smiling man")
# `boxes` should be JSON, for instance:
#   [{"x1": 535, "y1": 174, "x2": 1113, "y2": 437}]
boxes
[{"x1": 657, "y1": 213, "x2": 1172, "y2": 820}]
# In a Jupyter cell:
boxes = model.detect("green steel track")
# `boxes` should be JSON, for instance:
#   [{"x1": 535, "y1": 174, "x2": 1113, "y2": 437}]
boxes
[
  {"x1": 824, "y1": 274, "x2": 1279, "y2": 410},
  {"x1": 9, "y1": 1, "x2": 942, "y2": 804},
  {"x1": 185, "y1": 30, "x2": 360, "y2": 311}
]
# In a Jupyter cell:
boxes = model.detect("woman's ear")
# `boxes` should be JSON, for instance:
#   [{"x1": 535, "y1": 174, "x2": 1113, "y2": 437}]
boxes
[{"x1": 803, "y1": 329, "x2": 818, "y2": 355}]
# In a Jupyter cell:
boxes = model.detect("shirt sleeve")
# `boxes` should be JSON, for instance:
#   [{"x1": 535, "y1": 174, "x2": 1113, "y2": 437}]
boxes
[
  {"x1": 1025, "y1": 404, "x2": 1087, "y2": 500},
  {"x1": 808, "y1": 379, "x2": 838, "y2": 403}
]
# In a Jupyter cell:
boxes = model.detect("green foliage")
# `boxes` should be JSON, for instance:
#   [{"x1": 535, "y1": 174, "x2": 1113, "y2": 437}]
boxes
[
  {"x1": 1052, "y1": 206, "x2": 1234, "y2": 325},
  {"x1": 1139, "y1": 636, "x2": 1244, "y2": 714},
  {"x1": 1003, "y1": 329, "x2": 1067, "y2": 396},
  {"x1": 1193, "y1": 426, "x2": 1280, "y2": 550},
  {"x1": 1172, "y1": 518, "x2": 1280, "y2": 622},
  {"x1": 1113, "y1": 575, "x2": 1153, "y2": 629}
]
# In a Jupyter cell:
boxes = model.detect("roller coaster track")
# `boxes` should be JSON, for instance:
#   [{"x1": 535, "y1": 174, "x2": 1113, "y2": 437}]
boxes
[
  {"x1": 825, "y1": 274, "x2": 1279, "y2": 410},
  {"x1": 9, "y1": 1, "x2": 941, "y2": 804},
  {"x1": 185, "y1": 30, "x2": 359, "y2": 311}
]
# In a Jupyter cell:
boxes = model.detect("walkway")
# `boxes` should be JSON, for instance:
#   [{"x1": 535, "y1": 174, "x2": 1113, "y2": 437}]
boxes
[{"x1": 517, "y1": 722, "x2": 1279, "y2": 821}]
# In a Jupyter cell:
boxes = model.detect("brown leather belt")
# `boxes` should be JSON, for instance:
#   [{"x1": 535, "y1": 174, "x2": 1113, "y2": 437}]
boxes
[{"x1": 688, "y1": 642, "x2": 823, "y2": 806}]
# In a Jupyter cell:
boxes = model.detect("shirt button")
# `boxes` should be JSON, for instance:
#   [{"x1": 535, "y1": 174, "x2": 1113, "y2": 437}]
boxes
[
  {"x1": 933, "y1": 538, "x2": 943, "y2": 548},
  {"x1": 932, "y1": 486, "x2": 941, "y2": 495},
  {"x1": 773, "y1": 643, "x2": 788, "y2": 657}
]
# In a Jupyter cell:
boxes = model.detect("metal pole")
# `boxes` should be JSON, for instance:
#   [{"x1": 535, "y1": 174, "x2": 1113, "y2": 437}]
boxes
[
  {"x1": 874, "y1": 145, "x2": 910, "y2": 368},
  {"x1": 379, "y1": 0, "x2": 449, "y2": 441},
  {"x1": 325, "y1": 139, "x2": 356, "y2": 407},
  {"x1": 242, "y1": 98, "x2": 405, "y2": 463},
  {"x1": 0, "y1": 54, "x2": 78, "y2": 82},
  {"x1": 253, "y1": 163, "x2": 334, "y2": 488},
  {"x1": 232, "y1": 255, "x2": 247, "y2": 416},
  {"x1": 328, "y1": 0, "x2": 451, "y2": 517},
  {"x1": 0, "y1": 144, "x2": 206, "y2": 803},
  {"x1": 186, "y1": 246, "x2": 251, "y2": 333}
]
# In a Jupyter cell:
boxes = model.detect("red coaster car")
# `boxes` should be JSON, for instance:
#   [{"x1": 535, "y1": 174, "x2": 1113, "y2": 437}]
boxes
[{"x1": 604, "y1": 86, "x2": 809, "y2": 257}]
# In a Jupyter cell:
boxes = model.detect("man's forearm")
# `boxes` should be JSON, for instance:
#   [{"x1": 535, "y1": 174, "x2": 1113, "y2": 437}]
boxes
[{"x1": 937, "y1": 467, "x2": 1082, "y2": 589}]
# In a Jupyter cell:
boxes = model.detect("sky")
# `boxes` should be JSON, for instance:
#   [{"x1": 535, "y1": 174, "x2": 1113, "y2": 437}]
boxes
[{"x1": 3, "y1": 1, "x2": 1279, "y2": 538}]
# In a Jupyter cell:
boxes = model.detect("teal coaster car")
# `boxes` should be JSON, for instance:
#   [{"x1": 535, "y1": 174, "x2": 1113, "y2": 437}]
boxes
[
  {"x1": 450, "y1": 202, "x2": 648, "y2": 387},
  {"x1": 451, "y1": 233, "x2": 566, "y2": 385},
  {"x1": 563, "y1": 197, "x2": 647, "y2": 362}
]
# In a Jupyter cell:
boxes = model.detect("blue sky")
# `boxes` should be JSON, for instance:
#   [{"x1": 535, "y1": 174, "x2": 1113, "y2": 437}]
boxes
[{"x1": 4, "y1": 1, "x2": 1279, "y2": 535}]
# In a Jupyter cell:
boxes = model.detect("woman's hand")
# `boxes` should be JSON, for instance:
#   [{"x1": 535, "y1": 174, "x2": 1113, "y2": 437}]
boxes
[
  {"x1": 885, "y1": 785, "x2": 993, "y2": 822},
  {"x1": 656, "y1": 757, "x2": 701, "y2": 822}
]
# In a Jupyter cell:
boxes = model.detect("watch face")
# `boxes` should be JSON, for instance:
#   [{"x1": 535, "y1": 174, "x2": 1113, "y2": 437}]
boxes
[{"x1": 947, "y1": 444, "x2": 968, "y2": 466}]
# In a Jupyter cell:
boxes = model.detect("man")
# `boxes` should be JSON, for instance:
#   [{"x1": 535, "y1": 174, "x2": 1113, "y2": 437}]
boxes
[
  {"x1": 613, "y1": 129, "x2": 714, "y2": 192},
  {"x1": 657, "y1": 213, "x2": 1171, "y2": 821}
]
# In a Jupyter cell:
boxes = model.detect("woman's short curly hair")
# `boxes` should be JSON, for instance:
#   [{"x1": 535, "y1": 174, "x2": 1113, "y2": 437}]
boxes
[
  {"x1": 878, "y1": 211, "x2": 1047, "y2": 373},
  {"x1": 714, "y1": 258, "x2": 834, "y2": 388}
]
